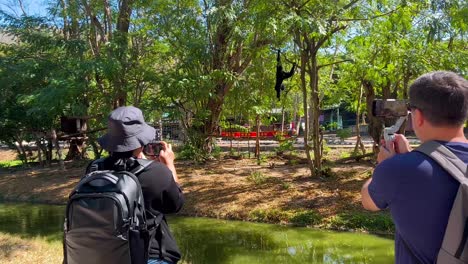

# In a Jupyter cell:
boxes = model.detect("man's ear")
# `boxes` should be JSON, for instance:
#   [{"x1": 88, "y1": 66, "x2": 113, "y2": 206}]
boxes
[{"x1": 414, "y1": 109, "x2": 425, "y2": 127}]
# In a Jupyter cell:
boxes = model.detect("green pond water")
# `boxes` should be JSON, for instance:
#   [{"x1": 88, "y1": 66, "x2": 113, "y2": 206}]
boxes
[{"x1": 0, "y1": 203, "x2": 394, "y2": 263}]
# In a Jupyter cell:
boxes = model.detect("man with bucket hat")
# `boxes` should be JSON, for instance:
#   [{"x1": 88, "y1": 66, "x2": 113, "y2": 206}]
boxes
[{"x1": 92, "y1": 106, "x2": 184, "y2": 264}]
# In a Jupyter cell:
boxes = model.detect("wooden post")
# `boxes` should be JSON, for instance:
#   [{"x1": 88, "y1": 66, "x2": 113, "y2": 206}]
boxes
[
  {"x1": 255, "y1": 114, "x2": 260, "y2": 160},
  {"x1": 51, "y1": 129, "x2": 65, "y2": 171}
]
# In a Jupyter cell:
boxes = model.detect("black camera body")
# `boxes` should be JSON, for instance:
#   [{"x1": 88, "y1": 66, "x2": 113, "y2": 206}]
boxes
[
  {"x1": 143, "y1": 141, "x2": 163, "y2": 157},
  {"x1": 372, "y1": 99, "x2": 408, "y2": 118},
  {"x1": 372, "y1": 99, "x2": 409, "y2": 143}
]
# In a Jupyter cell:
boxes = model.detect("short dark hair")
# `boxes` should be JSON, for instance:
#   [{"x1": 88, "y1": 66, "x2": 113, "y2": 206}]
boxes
[{"x1": 409, "y1": 71, "x2": 468, "y2": 127}]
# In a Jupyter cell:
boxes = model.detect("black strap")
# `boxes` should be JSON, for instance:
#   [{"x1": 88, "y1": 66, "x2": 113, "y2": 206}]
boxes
[
  {"x1": 146, "y1": 210, "x2": 166, "y2": 260},
  {"x1": 130, "y1": 158, "x2": 153, "y2": 175}
]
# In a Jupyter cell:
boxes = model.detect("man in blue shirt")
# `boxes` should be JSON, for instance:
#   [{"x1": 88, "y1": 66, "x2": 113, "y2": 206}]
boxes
[{"x1": 361, "y1": 71, "x2": 468, "y2": 263}]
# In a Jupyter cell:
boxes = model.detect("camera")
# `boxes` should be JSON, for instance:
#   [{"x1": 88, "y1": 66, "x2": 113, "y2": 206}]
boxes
[
  {"x1": 372, "y1": 99, "x2": 410, "y2": 144},
  {"x1": 372, "y1": 99, "x2": 408, "y2": 118},
  {"x1": 143, "y1": 141, "x2": 163, "y2": 157}
]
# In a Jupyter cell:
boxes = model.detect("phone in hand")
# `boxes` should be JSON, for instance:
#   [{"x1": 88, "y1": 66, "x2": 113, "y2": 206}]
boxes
[{"x1": 143, "y1": 141, "x2": 163, "y2": 157}]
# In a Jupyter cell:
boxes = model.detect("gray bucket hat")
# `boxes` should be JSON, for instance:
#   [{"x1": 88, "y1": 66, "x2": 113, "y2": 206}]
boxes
[{"x1": 98, "y1": 106, "x2": 155, "y2": 152}]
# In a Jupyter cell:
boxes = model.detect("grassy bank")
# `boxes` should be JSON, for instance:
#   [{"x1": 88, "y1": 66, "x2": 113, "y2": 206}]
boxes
[
  {"x1": 0, "y1": 233, "x2": 62, "y2": 264},
  {"x1": 0, "y1": 148, "x2": 394, "y2": 236}
]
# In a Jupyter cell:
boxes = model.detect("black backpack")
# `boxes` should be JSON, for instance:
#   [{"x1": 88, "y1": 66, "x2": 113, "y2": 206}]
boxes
[{"x1": 63, "y1": 158, "x2": 161, "y2": 264}]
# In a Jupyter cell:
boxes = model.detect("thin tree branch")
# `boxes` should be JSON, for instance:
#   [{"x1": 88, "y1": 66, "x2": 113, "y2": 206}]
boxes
[
  {"x1": 316, "y1": 25, "x2": 347, "y2": 49},
  {"x1": 318, "y1": 59, "x2": 352, "y2": 69},
  {"x1": 332, "y1": 7, "x2": 401, "y2": 21},
  {"x1": 342, "y1": 0, "x2": 360, "y2": 11},
  {"x1": 17, "y1": 0, "x2": 27, "y2": 16},
  {"x1": 298, "y1": 0, "x2": 312, "y2": 10}
]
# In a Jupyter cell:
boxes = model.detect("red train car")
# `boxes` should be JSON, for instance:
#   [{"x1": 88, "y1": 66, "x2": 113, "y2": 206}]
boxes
[{"x1": 220, "y1": 131, "x2": 290, "y2": 139}]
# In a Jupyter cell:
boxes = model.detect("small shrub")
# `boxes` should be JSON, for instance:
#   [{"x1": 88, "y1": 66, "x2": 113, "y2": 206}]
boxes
[
  {"x1": 275, "y1": 135, "x2": 295, "y2": 155},
  {"x1": 177, "y1": 143, "x2": 205, "y2": 162},
  {"x1": 247, "y1": 171, "x2": 268, "y2": 185},
  {"x1": 327, "y1": 122, "x2": 338, "y2": 131},
  {"x1": 219, "y1": 122, "x2": 249, "y2": 132},
  {"x1": 257, "y1": 154, "x2": 268, "y2": 165},
  {"x1": 328, "y1": 212, "x2": 394, "y2": 233},
  {"x1": 339, "y1": 151, "x2": 351, "y2": 159},
  {"x1": 322, "y1": 141, "x2": 331, "y2": 157},
  {"x1": 281, "y1": 182, "x2": 291, "y2": 190},
  {"x1": 336, "y1": 128, "x2": 352, "y2": 142},
  {"x1": 0, "y1": 160, "x2": 24, "y2": 168},
  {"x1": 248, "y1": 209, "x2": 290, "y2": 223},
  {"x1": 211, "y1": 145, "x2": 222, "y2": 159},
  {"x1": 289, "y1": 159, "x2": 298, "y2": 166},
  {"x1": 290, "y1": 210, "x2": 322, "y2": 226},
  {"x1": 320, "y1": 166, "x2": 334, "y2": 177}
]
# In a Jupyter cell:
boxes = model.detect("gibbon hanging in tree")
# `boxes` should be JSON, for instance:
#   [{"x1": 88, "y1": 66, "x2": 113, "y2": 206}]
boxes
[{"x1": 274, "y1": 49, "x2": 296, "y2": 100}]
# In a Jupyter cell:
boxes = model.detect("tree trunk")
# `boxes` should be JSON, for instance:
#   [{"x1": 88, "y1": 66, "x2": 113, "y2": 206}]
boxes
[
  {"x1": 14, "y1": 137, "x2": 28, "y2": 165},
  {"x1": 51, "y1": 129, "x2": 65, "y2": 171},
  {"x1": 309, "y1": 52, "x2": 322, "y2": 177},
  {"x1": 113, "y1": 0, "x2": 134, "y2": 108},
  {"x1": 299, "y1": 46, "x2": 314, "y2": 175},
  {"x1": 66, "y1": 138, "x2": 86, "y2": 160},
  {"x1": 203, "y1": 82, "x2": 232, "y2": 154},
  {"x1": 281, "y1": 106, "x2": 285, "y2": 134},
  {"x1": 47, "y1": 138, "x2": 53, "y2": 165},
  {"x1": 89, "y1": 139, "x2": 102, "y2": 159},
  {"x1": 354, "y1": 84, "x2": 366, "y2": 154},
  {"x1": 363, "y1": 80, "x2": 383, "y2": 154},
  {"x1": 35, "y1": 137, "x2": 44, "y2": 167}
]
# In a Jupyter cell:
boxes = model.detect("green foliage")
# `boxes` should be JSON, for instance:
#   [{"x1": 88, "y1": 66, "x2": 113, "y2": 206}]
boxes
[
  {"x1": 327, "y1": 122, "x2": 338, "y2": 131},
  {"x1": 219, "y1": 122, "x2": 249, "y2": 132},
  {"x1": 211, "y1": 145, "x2": 222, "y2": 159},
  {"x1": 248, "y1": 209, "x2": 321, "y2": 226},
  {"x1": 289, "y1": 210, "x2": 322, "y2": 226},
  {"x1": 246, "y1": 171, "x2": 268, "y2": 185},
  {"x1": 256, "y1": 154, "x2": 269, "y2": 165},
  {"x1": 0, "y1": 160, "x2": 23, "y2": 168},
  {"x1": 281, "y1": 182, "x2": 291, "y2": 190},
  {"x1": 339, "y1": 151, "x2": 352, "y2": 159},
  {"x1": 0, "y1": 0, "x2": 466, "y2": 161},
  {"x1": 336, "y1": 128, "x2": 352, "y2": 141},
  {"x1": 322, "y1": 141, "x2": 331, "y2": 157},
  {"x1": 248, "y1": 209, "x2": 289, "y2": 223},
  {"x1": 328, "y1": 212, "x2": 394, "y2": 233},
  {"x1": 177, "y1": 143, "x2": 206, "y2": 162},
  {"x1": 274, "y1": 135, "x2": 295, "y2": 155}
]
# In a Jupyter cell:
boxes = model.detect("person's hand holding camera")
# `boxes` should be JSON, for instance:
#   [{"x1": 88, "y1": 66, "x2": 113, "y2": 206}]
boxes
[
  {"x1": 393, "y1": 134, "x2": 412, "y2": 154},
  {"x1": 377, "y1": 134, "x2": 412, "y2": 164},
  {"x1": 378, "y1": 140, "x2": 396, "y2": 164},
  {"x1": 158, "y1": 141, "x2": 179, "y2": 183},
  {"x1": 142, "y1": 141, "x2": 179, "y2": 183},
  {"x1": 158, "y1": 141, "x2": 175, "y2": 165}
]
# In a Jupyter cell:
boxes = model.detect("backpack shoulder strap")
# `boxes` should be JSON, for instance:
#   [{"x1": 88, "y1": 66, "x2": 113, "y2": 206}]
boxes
[
  {"x1": 85, "y1": 158, "x2": 106, "y2": 174},
  {"x1": 129, "y1": 158, "x2": 154, "y2": 175},
  {"x1": 415, "y1": 140, "x2": 468, "y2": 184},
  {"x1": 416, "y1": 140, "x2": 468, "y2": 263}
]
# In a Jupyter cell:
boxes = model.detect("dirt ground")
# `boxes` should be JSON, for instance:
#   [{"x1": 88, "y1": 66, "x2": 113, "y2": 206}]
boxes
[{"x1": 0, "y1": 148, "x2": 376, "y2": 227}]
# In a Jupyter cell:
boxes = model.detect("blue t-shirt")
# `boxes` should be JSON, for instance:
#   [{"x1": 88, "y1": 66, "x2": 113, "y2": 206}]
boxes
[{"x1": 369, "y1": 141, "x2": 468, "y2": 264}]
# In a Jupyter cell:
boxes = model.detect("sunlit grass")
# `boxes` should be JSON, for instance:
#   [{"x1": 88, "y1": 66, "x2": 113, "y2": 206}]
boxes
[
  {"x1": 0, "y1": 233, "x2": 63, "y2": 264},
  {"x1": 0, "y1": 160, "x2": 23, "y2": 168}
]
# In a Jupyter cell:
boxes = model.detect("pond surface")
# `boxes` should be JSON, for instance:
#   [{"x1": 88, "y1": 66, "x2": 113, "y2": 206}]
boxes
[{"x1": 0, "y1": 203, "x2": 394, "y2": 263}]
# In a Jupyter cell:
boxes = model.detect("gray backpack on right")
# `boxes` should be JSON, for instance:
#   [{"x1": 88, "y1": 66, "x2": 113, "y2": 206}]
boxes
[{"x1": 416, "y1": 140, "x2": 468, "y2": 264}]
